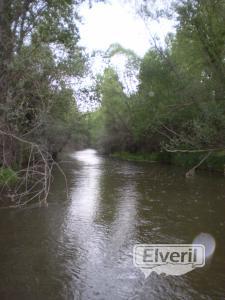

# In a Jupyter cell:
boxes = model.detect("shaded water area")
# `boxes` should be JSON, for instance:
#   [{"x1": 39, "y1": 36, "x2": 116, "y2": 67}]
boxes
[{"x1": 0, "y1": 149, "x2": 225, "y2": 299}]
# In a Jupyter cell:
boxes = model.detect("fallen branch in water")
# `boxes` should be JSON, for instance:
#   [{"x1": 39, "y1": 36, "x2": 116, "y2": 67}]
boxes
[{"x1": 185, "y1": 152, "x2": 212, "y2": 178}]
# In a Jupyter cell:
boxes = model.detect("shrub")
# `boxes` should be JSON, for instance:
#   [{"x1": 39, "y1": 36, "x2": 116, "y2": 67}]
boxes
[{"x1": 0, "y1": 168, "x2": 18, "y2": 186}]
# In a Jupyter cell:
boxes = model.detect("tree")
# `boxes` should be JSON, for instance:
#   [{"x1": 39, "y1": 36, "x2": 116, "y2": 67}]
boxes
[
  {"x1": 93, "y1": 0, "x2": 225, "y2": 159},
  {"x1": 0, "y1": 0, "x2": 102, "y2": 206},
  {"x1": 0, "y1": 0, "x2": 87, "y2": 166},
  {"x1": 175, "y1": 0, "x2": 225, "y2": 101},
  {"x1": 91, "y1": 67, "x2": 136, "y2": 152}
]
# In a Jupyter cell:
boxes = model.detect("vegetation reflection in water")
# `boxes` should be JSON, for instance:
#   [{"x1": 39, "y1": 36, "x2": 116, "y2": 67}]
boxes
[{"x1": 1, "y1": 149, "x2": 224, "y2": 299}]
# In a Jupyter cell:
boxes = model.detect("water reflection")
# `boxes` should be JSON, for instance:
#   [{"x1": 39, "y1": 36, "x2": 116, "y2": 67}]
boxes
[
  {"x1": 59, "y1": 150, "x2": 142, "y2": 298},
  {"x1": 71, "y1": 149, "x2": 101, "y2": 166},
  {"x1": 69, "y1": 149, "x2": 102, "y2": 221},
  {"x1": 0, "y1": 149, "x2": 225, "y2": 299}
]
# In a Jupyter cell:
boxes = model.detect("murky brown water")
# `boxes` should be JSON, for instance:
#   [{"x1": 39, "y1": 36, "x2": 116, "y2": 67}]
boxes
[{"x1": 0, "y1": 149, "x2": 225, "y2": 299}]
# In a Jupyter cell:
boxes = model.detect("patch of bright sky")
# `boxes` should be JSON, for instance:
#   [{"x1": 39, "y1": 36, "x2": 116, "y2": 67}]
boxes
[
  {"x1": 76, "y1": 0, "x2": 175, "y2": 110},
  {"x1": 79, "y1": 0, "x2": 175, "y2": 57}
]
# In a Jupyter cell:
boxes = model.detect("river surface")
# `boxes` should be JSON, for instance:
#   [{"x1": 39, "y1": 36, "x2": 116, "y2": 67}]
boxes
[{"x1": 0, "y1": 149, "x2": 225, "y2": 299}]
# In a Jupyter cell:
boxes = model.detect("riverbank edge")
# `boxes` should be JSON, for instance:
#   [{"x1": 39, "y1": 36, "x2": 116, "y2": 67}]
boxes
[{"x1": 110, "y1": 151, "x2": 225, "y2": 174}]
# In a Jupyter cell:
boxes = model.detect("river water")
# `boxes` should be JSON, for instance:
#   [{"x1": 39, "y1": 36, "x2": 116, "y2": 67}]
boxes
[{"x1": 0, "y1": 149, "x2": 225, "y2": 299}]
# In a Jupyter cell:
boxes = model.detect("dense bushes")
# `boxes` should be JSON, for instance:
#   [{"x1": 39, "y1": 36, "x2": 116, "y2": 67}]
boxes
[{"x1": 88, "y1": 0, "x2": 225, "y2": 172}]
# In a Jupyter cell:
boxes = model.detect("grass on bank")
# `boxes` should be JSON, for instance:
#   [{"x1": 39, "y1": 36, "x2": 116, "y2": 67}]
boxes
[
  {"x1": 111, "y1": 151, "x2": 225, "y2": 173},
  {"x1": 0, "y1": 167, "x2": 18, "y2": 186}
]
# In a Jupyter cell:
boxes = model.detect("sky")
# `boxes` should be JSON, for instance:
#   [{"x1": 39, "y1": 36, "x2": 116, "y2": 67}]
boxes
[
  {"x1": 76, "y1": 0, "x2": 175, "y2": 110},
  {"x1": 78, "y1": 0, "x2": 175, "y2": 58}
]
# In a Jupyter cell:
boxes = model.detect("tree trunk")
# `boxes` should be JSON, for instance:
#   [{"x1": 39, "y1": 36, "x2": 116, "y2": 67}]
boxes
[{"x1": 0, "y1": 0, "x2": 15, "y2": 167}]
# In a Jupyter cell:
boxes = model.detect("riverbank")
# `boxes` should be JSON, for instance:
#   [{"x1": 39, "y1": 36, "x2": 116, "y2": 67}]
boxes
[{"x1": 111, "y1": 151, "x2": 225, "y2": 174}]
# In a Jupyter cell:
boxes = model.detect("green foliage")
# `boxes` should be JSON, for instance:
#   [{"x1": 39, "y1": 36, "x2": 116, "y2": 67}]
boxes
[
  {"x1": 0, "y1": 0, "x2": 91, "y2": 168},
  {"x1": 92, "y1": 67, "x2": 136, "y2": 152},
  {"x1": 111, "y1": 151, "x2": 225, "y2": 172},
  {"x1": 85, "y1": 110, "x2": 105, "y2": 147},
  {"x1": 170, "y1": 152, "x2": 225, "y2": 172},
  {"x1": 92, "y1": 0, "x2": 225, "y2": 173},
  {"x1": 0, "y1": 168, "x2": 18, "y2": 186},
  {"x1": 111, "y1": 152, "x2": 161, "y2": 162}
]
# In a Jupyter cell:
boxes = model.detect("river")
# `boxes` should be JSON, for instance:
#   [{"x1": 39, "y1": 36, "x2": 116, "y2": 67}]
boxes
[{"x1": 0, "y1": 149, "x2": 225, "y2": 299}]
